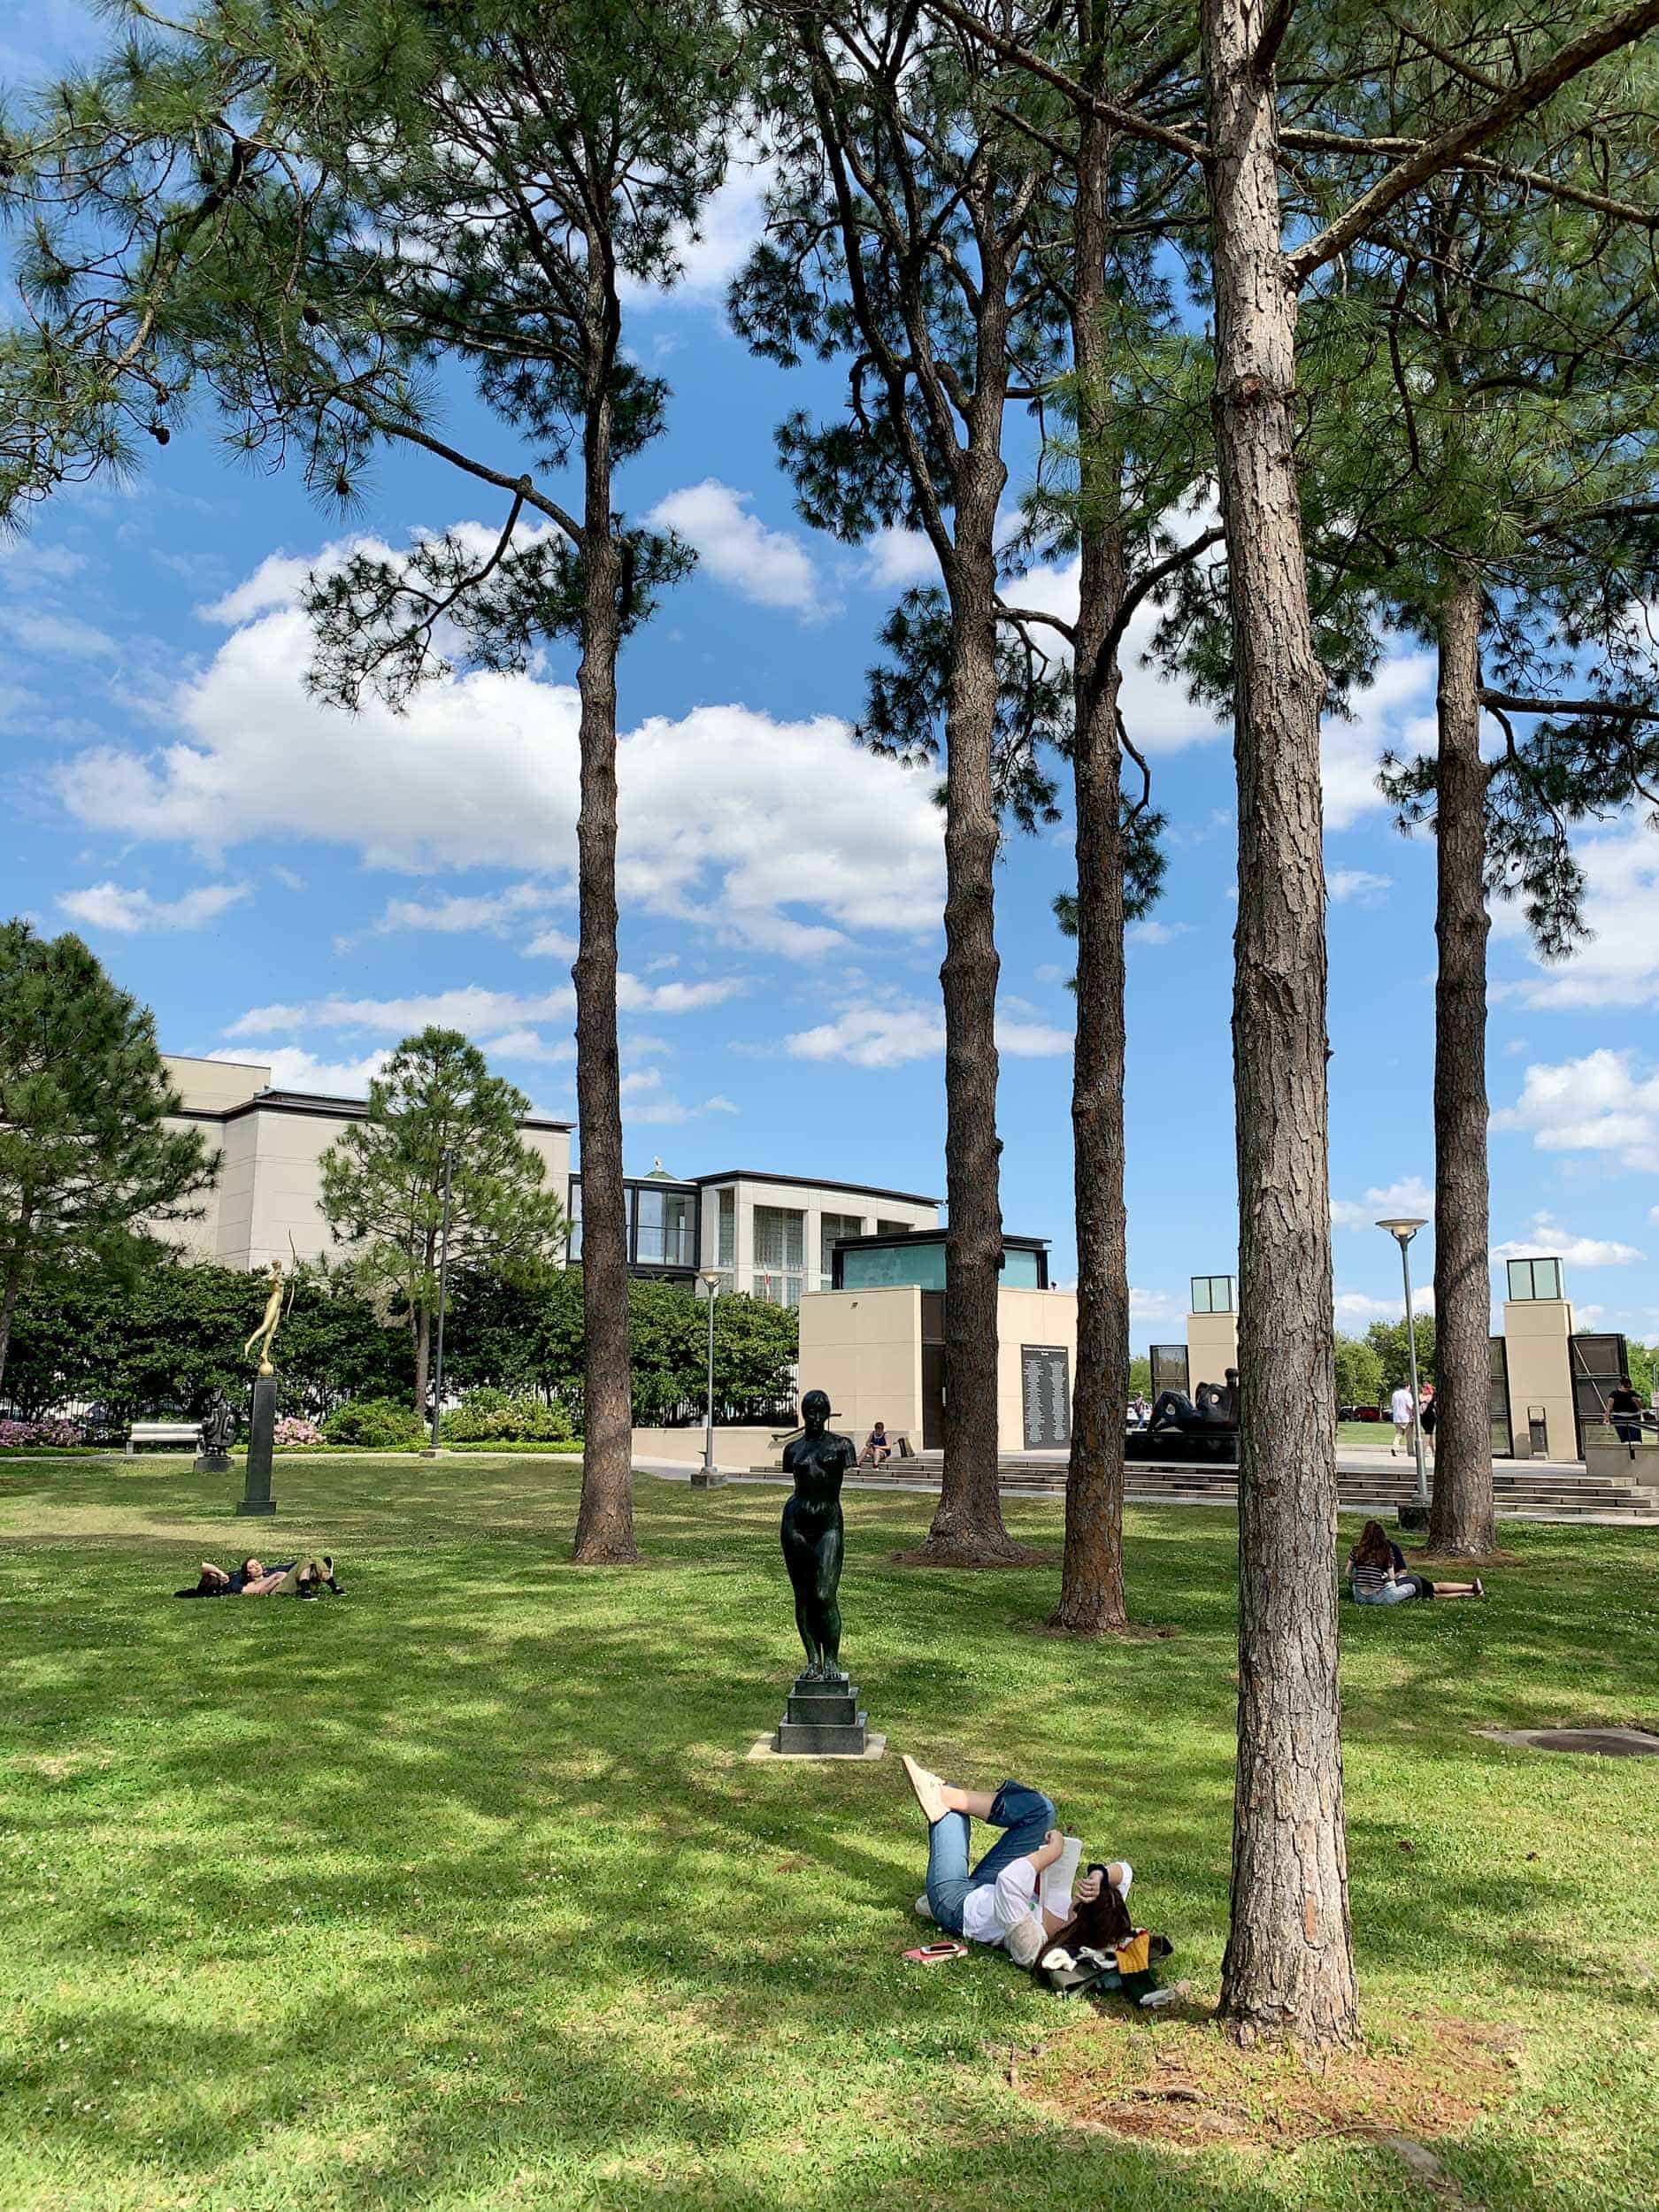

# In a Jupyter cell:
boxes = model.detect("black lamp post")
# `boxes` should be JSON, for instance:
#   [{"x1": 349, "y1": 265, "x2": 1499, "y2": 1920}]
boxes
[{"x1": 424, "y1": 1146, "x2": 455, "y2": 1457}]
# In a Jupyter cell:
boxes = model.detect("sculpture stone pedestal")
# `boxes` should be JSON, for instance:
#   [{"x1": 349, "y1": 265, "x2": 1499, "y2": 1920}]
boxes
[
  {"x1": 773, "y1": 1671, "x2": 869, "y2": 1755},
  {"x1": 236, "y1": 1375, "x2": 279, "y2": 1517},
  {"x1": 195, "y1": 1449, "x2": 233, "y2": 1474}
]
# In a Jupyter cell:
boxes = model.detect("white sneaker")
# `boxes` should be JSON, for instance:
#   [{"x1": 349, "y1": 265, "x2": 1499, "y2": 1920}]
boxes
[
  {"x1": 902, "y1": 1754, "x2": 950, "y2": 1825},
  {"x1": 914, "y1": 1893, "x2": 936, "y2": 1922}
]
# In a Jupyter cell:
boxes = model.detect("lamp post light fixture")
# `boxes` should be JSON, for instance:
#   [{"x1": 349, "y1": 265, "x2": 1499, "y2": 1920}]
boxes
[
  {"x1": 694, "y1": 1266, "x2": 724, "y2": 1488},
  {"x1": 424, "y1": 1146, "x2": 456, "y2": 1458},
  {"x1": 1377, "y1": 1215, "x2": 1430, "y2": 1516}
]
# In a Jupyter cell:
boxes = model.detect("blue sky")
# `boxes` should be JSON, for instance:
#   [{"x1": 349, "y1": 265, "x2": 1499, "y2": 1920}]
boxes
[{"x1": 4, "y1": 9, "x2": 1657, "y2": 1349}]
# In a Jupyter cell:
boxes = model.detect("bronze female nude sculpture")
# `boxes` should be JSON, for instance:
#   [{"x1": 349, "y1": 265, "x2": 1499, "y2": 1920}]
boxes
[{"x1": 780, "y1": 1388, "x2": 856, "y2": 1682}]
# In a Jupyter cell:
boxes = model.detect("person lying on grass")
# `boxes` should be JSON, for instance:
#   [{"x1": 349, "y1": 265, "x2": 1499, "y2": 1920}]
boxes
[
  {"x1": 178, "y1": 1555, "x2": 342, "y2": 1599},
  {"x1": 902, "y1": 1755, "x2": 1131, "y2": 1967},
  {"x1": 1346, "y1": 1519, "x2": 1483, "y2": 1605}
]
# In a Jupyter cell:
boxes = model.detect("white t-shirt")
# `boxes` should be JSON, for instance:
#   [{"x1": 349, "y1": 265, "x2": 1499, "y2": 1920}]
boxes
[
  {"x1": 961, "y1": 1855, "x2": 1042, "y2": 1948},
  {"x1": 1391, "y1": 1386, "x2": 1415, "y2": 1425}
]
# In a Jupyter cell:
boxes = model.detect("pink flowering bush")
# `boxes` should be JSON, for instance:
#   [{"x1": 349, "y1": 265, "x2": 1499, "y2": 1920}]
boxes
[
  {"x1": 273, "y1": 1415, "x2": 324, "y2": 1448},
  {"x1": 0, "y1": 1417, "x2": 88, "y2": 1449}
]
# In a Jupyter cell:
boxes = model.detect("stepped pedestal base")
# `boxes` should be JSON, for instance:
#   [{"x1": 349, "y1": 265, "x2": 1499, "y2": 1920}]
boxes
[{"x1": 773, "y1": 1671, "x2": 869, "y2": 1755}]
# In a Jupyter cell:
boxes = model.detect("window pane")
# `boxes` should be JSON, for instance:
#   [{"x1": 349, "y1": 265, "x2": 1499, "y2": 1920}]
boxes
[
  {"x1": 1191, "y1": 1276, "x2": 1211, "y2": 1314},
  {"x1": 717, "y1": 1188, "x2": 735, "y2": 1269},
  {"x1": 820, "y1": 1211, "x2": 864, "y2": 1282},
  {"x1": 1536, "y1": 1257, "x2": 1561, "y2": 1300}
]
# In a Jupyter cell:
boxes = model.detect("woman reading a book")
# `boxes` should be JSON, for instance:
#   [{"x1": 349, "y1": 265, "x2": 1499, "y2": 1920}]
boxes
[{"x1": 901, "y1": 1755, "x2": 1131, "y2": 1967}]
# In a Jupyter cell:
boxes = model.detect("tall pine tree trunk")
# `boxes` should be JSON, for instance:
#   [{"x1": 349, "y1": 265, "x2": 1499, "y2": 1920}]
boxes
[
  {"x1": 1054, "y1": 50, "x2": 1129, "y2": 1633},
  {"x1": 1429, "y1": 578, "x2": 1495, "y2": 1555},
  {"x1": 571, "y1": 379, "x2": 640, "y2": 1566},
  {"x1": 924, "y1": 471, "x2": 1018, "y2": 1564},
  {"x1": 1202, "y1": 0, "x2": 1357, "y2": 2046}
]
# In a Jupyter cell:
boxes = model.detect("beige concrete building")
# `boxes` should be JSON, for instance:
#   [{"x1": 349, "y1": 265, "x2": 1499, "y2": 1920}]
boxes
[
  {"x1": 795, "y1": 1229, "x2": 1076, "y2": 1454},
  {"x1": 162, "y1": 1054, "x2": 572, "y2": 1272},
  {"x1": 1500, "y1": 1256, "x2": 1577, "y2": 1461},
  {"x1": 1185, "y1": 1274, "x2": 1239, "y2": 1388},
  {"x1": 161, "y1": 1055, "x2": 938, "y2": 1287}
]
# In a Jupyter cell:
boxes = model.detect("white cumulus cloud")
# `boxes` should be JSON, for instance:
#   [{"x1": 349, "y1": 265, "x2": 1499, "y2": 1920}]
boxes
[
  {"x1": 1330, "y1": 1175, "x2": 1434, "y2": 1230},
  {"x1": 1491, "y1": 828, "x2": 1659, "y2": 1010},
  {"x1": 784, "y1": 994, "x2": 1071, "y2": 1069},
  {"x1": 210, "y1": 1044, "x2": 390, "y2": 1096},
  {"x1": 52, "y1": 563, "x2": 947, "y2": 965},
  {"x1": 646, "y1": 479, "x2": 827, "y2": 616},
  {"x1": 1326, "y1": 866, "x2": 1393, "y2": 905},
  {"x1": 58, "y1": 880, "x2": 249, "y2": 933},
  {"x1": 1492, "y1": 1049, "x2": 1659, "y2": 1174},
  {"x1": 1490, "y1": 1214, "x2": 1645, "y2": 1268}
]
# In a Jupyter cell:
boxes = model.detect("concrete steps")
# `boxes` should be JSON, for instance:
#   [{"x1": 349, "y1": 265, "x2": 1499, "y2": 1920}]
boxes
[{"x1": 779, "y1": 1451, "x2": 1659, "y2": 1525}]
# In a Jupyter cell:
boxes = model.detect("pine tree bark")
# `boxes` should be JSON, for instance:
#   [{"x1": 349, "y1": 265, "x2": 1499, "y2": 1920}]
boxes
[
  {"x1": 1202, "y1": 0, "x2": 1357, "y2": 2046},
  {"x1": 1429, "y1": 577, "x2": 1495, "y2": 1556},
  {"x1": 571, "y1": 371, "x2": 640, "y2": 1566},
  {"x1": 1053, "y1": 40, "x2": 1129, "y2": 1633},
  {"x1": 925, "y1": 465, "x2": 1019, "y2": 1563}
]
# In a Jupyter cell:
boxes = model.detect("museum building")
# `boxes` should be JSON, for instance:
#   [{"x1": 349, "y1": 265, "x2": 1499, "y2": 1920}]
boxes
[{"x1": 158, "y1": 1054, "x2": 941, "y2": 1302}]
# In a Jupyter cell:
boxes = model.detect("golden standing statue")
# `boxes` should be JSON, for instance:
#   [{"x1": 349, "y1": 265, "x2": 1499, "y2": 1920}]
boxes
[{"x1": 243, "y1": 1249, "x2": 294, "y2": 1377}]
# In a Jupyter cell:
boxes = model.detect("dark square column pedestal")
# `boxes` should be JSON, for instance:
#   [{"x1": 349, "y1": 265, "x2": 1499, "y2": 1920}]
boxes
[{"x1": 236, "y1": 1375, "x2": 279, "y2": 1517}]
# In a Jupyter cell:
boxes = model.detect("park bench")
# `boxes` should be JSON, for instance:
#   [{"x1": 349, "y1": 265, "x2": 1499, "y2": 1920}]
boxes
[{"x1": 126, "y1": 1420, "x2": 203, "y2": 1455}]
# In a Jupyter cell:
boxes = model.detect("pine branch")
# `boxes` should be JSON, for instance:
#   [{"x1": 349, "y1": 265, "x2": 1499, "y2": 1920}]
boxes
[{"x1": 1289, "y1": 1, "x2": 1659, "y2": 281}]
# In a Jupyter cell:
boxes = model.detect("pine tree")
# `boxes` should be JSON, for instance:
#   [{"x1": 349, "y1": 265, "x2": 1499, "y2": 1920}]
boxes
[
  {"x1": 0, "y1": 0, "x2": 739, "y2": 1561},
  {"x1": 732, "y1": 2, "x2": 1068, "y2": 1562},
  {"x1": 319, "y1": 1029, "x2": 566, "y2": 1419},
  {"x1": 0, "y1": 921, "x2": 213, "y2": 1396}
]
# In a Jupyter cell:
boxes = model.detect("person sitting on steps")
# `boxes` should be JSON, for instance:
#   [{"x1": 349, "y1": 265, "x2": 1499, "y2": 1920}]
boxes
[
  {"x1": 860, "y1": 1421, "x2": 894, "y2": 1466},
  {"x1": 902, "y1": 1755, "x2": 1131, "y2": 1966}
]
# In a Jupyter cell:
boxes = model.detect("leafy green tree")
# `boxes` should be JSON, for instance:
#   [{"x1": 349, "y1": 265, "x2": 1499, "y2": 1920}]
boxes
[
  {"x1": 444, "y1": 1268, "x2": 798, "y2": 1425},
  {"x1": 319, "y1": 1030, "x2": 565, "y2": 1418},
  {"x1": 0, "y1": 1253, "x2": 410, "y2": 1424},
  {"x1": 1333, "y1": 1333, "x2": 1385, "y2": 1410},
  {"x1": 1127, "y1": 1354, "x2": 1153, "y2": 1399},
  {"x1": 1363, "y1": 1315, "x2": 1437, "y2": 1396},
  {"x1": 0, "y1": 923, "x2": 212, "y2": 1398},
  {"x1": 0, "y1": 0, "x2": 738, "y2": 1564}
]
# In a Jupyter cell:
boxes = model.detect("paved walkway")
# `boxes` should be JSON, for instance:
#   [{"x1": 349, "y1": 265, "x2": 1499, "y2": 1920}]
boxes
[{"x1": 637, "y1": 1453, "x2": 1659, "y2": 1527}]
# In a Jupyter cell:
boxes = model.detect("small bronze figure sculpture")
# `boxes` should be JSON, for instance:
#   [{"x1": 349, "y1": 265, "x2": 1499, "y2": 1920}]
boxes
[{"x1": 780, "y1": 1388, "x2": 856, "y2": 1683}]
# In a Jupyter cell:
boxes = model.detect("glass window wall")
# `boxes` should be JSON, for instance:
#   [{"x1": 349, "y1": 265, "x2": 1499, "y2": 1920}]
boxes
[{"x1": 1506, "y1": 1256, "x2": 1563, "y2": 1302}]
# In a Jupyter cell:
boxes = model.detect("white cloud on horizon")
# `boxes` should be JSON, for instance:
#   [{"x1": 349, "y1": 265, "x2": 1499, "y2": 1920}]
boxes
[
  {"x1": 58, "y1": 880, "x2": 249, "y2": 934},
  {"x1": 1490, "y1": 1213, "x2": 1645, "y2": 1268},
  {"x1": 210, "y1": 1044, "x2": 389, "y2": 1096}
]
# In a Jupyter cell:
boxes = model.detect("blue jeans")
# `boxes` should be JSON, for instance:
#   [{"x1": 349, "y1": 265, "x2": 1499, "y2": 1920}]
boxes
[
  {"x1": 1352, "y1": 1578, "x2": 1420, "y2": 1606},
  {"x1": 925, "y1": 1779, "x2": 1055, "y2": 1935}
]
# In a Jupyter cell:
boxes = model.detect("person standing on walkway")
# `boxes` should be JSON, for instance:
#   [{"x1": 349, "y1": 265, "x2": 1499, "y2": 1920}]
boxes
[
  {"x1": 1389, "y1": 1381, "x2": 1416, "y2": 1458},
  {"x1": 1609, "y1": 1375, "x2": 1646, "y2": 1461}
]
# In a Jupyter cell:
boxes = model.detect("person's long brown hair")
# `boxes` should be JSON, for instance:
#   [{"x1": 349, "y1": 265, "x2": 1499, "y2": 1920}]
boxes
[
  {"x1": 1045, "y1": 1868, "x2": 1134, "y2": 1959},
  {"x1": 1349, "y1": 1519, "x2": 1394, "y2": 1569}
]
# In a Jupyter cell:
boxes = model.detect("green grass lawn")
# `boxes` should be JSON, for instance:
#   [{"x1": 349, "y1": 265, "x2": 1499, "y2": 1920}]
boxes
[{"x1": 1, "y1": 1455, "x2": 1655, "y2": 2212}]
